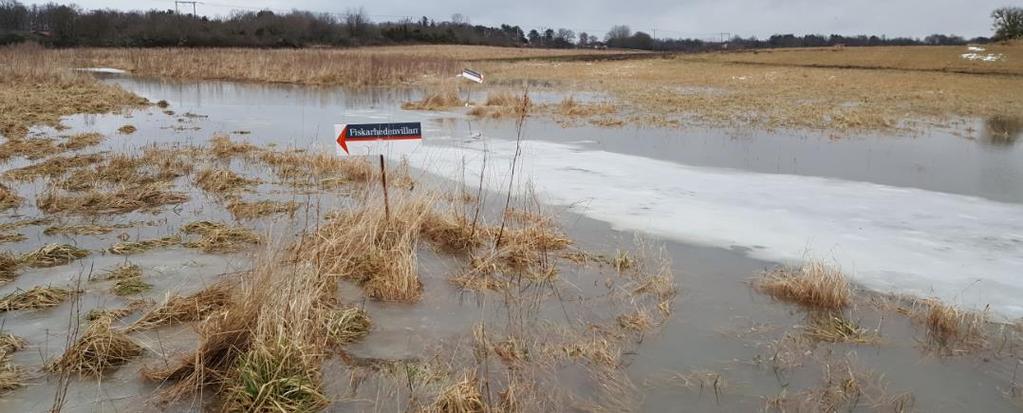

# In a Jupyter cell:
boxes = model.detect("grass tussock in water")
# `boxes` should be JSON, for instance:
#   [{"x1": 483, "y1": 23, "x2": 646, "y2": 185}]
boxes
[
  {"x1": 19, "y1": 243, "x2": 89, "y2": 267},
  {"x1": 0, "y1": 285, "x2": 74, "y2": 312},
  {"x1": 0, "y1": 252, "x2": 18, "y2": 281},
  {"x1": 467, "y1": 90, "x2": 530, "y2": 118},
  {"x1": 0, "y1": 332, "x2": 25, "y2": 393},
  {"x1": 194, "y1": 168, "x2": 261, "y2": 195},
  {"x1": 324, "y1": 307, "x2": 371, "y2": 346},
  {"x1": 43, "y1": 223, "x2": 115, "y2": 236},
  {"x1": 0, "y1": 184, "x2": 22, "y2": 210},
  {"x1": 37, "y1": 183, "x2": 189, "y2": 215},
  {"x1": 107, "y1": 235, "x2": 181, "y2": 255},
  {"x1": 226, "y1": 199, "x2": 300, "y2": 219},
  {"x1": 181, "y1": 221, "x2": 261, "y2": 253},
  {"x1": 48, "y1": 317, "x2": 144, "y2": 376},
  {"x1": 112, "y1": 276, "x2": 152, "y2": 296},
  {"x1": 803, "y1": 311, "x2": 879, "y2": 344},
  {"x1": 60, "y1": 132, "x2": 104, "y2": 151},
  {"x1": 420, "y1": 210, "x2": 491, "y2": 255},
  {"x1": 128, "y1": 282, "x2": 232, "y2": 332},
  {"x1": 756, "y1": 260, "x2": 850, "y2": 311},
  {"x1": 912, "y1": 299, "x2": 989, "y2": 354},
  {"x1": 223, "y1": 341, "x2": 328, "y2": 412},
  {"x1": 429, "y1": 372, "x2": 486, "y2": 413},
  {"x1": 257, "y1": 149, "x2": 377, "y2": 187},
  {"x1": 0, "y1": 233, "x2": 25, "y2": 244},
  {"x1": 4, "y1": 153, "x2": 104, "y2": 182},
  {"x1": 105, "y1": 263, "x2": 142, "y2": 280},
  {"x1": 210, "y1": 133, "x2": 257, "y2": 159},
  {"x1": 307, "y1": 194, "x2": 432, "y2": 302},
  {"x1": 117, "y1": 124, "x2": 137, "y2": 134},
  {"x1": 402, "y1": 86, "x2": 463, "y2": 111},
  {"x1": 0, "y1": 136, "x2": 61, "y2": 162}
]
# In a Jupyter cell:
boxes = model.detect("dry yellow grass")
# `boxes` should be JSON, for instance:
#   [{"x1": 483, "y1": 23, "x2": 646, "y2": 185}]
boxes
[
  {"x1": 194, "y1": 168, "x2": 261, "y2": 195},
  {"x1": 226, "y1": 199, "x2": 300, "y2": 219},
  {"x1": 48, "y1": 317, "x2": 143, "y2": 376},
  {"x1": 402, "y1": 87, "x2": 464, "y2": 110},
  {"x1": 700, "y1": 43, "x2": 1023, "y2": 76},
  {"x1": 20, "y1": 244, "x2": 89, "y2": 267},
  {"x1": 0, "y1": 184, "x2": 21, "y2": 211},
  {"x1": 37, "y1": 183, "x2": 189, "y2": 214},
  {"x1": 107, "y1": 235, "x2": 180, "y2": 255},
  {"x1": 479, "y1": 43, "x2": 1023, "y2": 132},
  {"x1": 128, "y1": 282, "x2": 232, "y2": 331},
  {"x1": 181, "y1": 221, "x2": 261, "y2": 253},
  {"x1": 756, "y1": 261, "x2": 851, "y2": 311},
  {"x1": 0, "y1": 43, "x2": 146, "y2": 139},
  {"x1": 0, "y1": 285, "x2": 74, "y2": 312},
  {"x1": 912, "y1": 299, "x2": 988, "y2": 353},
  {"x1": 60, "y1": 132, "x2": 104, "y2": 151}
]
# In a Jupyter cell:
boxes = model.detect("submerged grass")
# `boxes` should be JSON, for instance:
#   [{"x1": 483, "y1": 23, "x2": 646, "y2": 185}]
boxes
[
  {"x1": 756, "y1": 260, "x2": 850, "y2": 311},
  {"x1": 60, "y1": 132, "x2": 104, "y2": 151},
  {"x1": 128, "y1": 282, "x2": 232, "y2": 331},
  {"x1": 43, "y1": 223, "x2": 115, "y2": 236},
  {"x1": 0, "y1": 285, "x2": 74, "y2": 312},
  {"x1": 325, "y1": 307, "x2": 372, "y2": 346}
]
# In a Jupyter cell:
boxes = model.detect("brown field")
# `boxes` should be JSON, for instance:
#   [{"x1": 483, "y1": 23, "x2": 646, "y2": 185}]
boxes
[
  {"x1": 477, "y1": 42, "x2": 1023, "y2": 131},
  {"x1": 693, "y1": 42, "x2": 1023, "y2": 76}
]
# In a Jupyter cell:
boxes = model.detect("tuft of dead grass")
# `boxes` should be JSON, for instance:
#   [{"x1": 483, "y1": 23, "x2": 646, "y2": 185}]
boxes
[
  {"x1": 324, "y1": 307, "x2": 371, "y2": 346},
  {"x1": 803, "y1": 311, "x2": 879, "y2": 344},
  {"x1": 117, "y1": 125, "x2": 137, "y2": 135},
  {"x1": 128, "y1": 283, "x2": 232, "y2": 331},
  {"x1": 421, "y1": 210, "x2": 490, "y2": 255},
  {"x1": 0, "y1": 285, "x2": 74, "y2": 312},
  {"x1": 210, "y1": 133, "x2": 257, "y2": 158},
  {"x1": 105, "y1": 263, "x2": 142, "y2": 280},
  {"x1": 43, "y1": 223, "x2": 114, "y2": 236},
  {"x1": 37, "y1": 183, "x2": 189, "y2": 215},
  {"x1": 0, "y1": 184, "x2": 22, "y2": 210},
  {"x1": 756, "y1": 260, "x2": 850, "y2": 311},
  {"x1": 430, "y1": 372, "x2": 486, "y2": 413},
  {"x1": 19, "y1": 244, "x2": 89, "y2": 267},
  {"x1": 402, "y1": 87, "x2": 463, "y2": 111},
  {"x1": 112, "y1": 277, "x2": 152, "y2": 296},
  {"x1": 194, "y1": 168, "x2": 261, "y2": 195},
  {"x1": 107, "y1": 235, "x2": 180, "y2": 255},
  {"x1": 223, "y1": 342, "x2": 328, "y2": 412},
  {"x1": 256, "y1": 149, "x2": 377, "y2": 187},
  {"x1": 0, "y1": 252, "x2": 18, "y2": 281},
  {"x1": 59, "y1": 132, "x2": 104, "y2": 151},
  {"x1": 4, "y1": 153, "x2": 104, "y2": 182},
  {"x1": 915, "y1": 299, "x2": 988, "y2": 354},
  {"x1": 181, "y1": 221, "x2": 261, "y2": 253},
  {"x1": 226, "y1": 199, "x2": 300, "y2": 220},
  {"x1": 48, "y1": 317, "x2": 143, "y2": 376}
]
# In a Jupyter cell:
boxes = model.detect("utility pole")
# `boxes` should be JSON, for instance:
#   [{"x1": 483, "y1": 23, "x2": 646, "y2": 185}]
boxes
[{"x1": 175, "y1": 1, "x2": 199, "y2": 16}]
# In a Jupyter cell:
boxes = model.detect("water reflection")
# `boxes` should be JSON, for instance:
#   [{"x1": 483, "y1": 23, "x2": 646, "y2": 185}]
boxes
[{"x1": 982, "y1": 116, "x2": 1022, "y2": 146}]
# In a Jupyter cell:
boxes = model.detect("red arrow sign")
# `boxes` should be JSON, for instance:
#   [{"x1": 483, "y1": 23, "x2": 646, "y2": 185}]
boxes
[{"x1": 336, "y1": 124, "x2": 350, "y2": 155}]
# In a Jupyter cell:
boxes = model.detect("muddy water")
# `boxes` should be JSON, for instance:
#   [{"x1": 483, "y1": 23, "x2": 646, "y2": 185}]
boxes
[{"x1": 0, "y1": 75, "x2": 1021, "y2": 411}]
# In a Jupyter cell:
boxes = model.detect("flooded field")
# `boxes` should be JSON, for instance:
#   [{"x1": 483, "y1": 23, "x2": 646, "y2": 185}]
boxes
[{"x1": 1, "y1": 74, "x2": 1022, "y2": 412}]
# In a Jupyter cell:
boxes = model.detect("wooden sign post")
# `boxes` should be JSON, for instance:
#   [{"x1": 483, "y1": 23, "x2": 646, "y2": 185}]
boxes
[{"x1": 335, "y1": 122, "x2": 423, "y2": 219}]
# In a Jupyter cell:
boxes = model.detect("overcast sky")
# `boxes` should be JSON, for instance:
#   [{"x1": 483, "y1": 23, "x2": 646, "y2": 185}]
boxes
[{"x1": 22, "y1": 0, "x2": 1008, "y2": 39}]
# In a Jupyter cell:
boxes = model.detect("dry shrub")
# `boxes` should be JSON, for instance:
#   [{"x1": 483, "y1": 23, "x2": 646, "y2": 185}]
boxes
[
  {"x1": 19, "y1": 243, "x2": 89, "y2": 267},
  {"x1": 324, "y1": 307, "x2": 371, "y2": 346},
  {"x1": 403, "y1": 87, "x2": 463, "y2": 110},
  {"x1": 194, "y1": 168, "x2": 261, "y2": 195},
  {"x1": 60, "y1": 132, "x2": 104, "y2": 151},
  {"x1": 117, "y1": 124, "x2": 137, "y2": 134},
  {"x1": 37, "y1": 183, "x2": 189, "y2": 214},
  {"x1": 430, "y1": 373, "x2": 486, "y2": 413},
  {"x1": 210, "y1": 133, "x2": 257, "y2": 158},
  {"x1": 181, "y1": 221, "x2": 261, "y2": 253},
  {"x1": 0, "y1": 285, "x2": 74, "y2": 312},
  {"x1": 756, "y1": 260, "x2": 850, "y2": 311},
  {"x1": 43, "y1": 224, "x2": 114, "y2": 236},
  {"x1": 128, "y1": 282, "x2": 232, "y2": 331},
  {"x1": 48, "y1": 317, "x2": 143, "y2": 376},
  {"x1": 0, "y1": 184, "x2": 22, "y2": 210},
  {"x1": 226, "y1": 199, "x2": 300, "y2": 219},
  {"x1": 916, "y1": 299, "x2": 988, "y2": 353},
  {"x1": 108, "y1": 235, "x2": 180, "y2": 255},
  {"x1": 306, "y1": 194, "x2": 432, "y2": 301}
]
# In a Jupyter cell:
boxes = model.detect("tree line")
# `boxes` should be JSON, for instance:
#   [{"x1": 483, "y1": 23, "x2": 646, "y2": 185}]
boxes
[{"x1": 1, "y1": 1, "x2": 1020, "y2": 50}]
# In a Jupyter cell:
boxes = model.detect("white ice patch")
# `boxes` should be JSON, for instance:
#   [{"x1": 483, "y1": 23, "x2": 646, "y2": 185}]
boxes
[
  {"x1": 960, "y1": 52, "x2": 1003, "y2": 62},
  {"x1": 402, "y1": 139, "x2": 1023, "y2": 318},
  {"x1": 74, "y1": 67, "x2": 127, "y2": 74}
]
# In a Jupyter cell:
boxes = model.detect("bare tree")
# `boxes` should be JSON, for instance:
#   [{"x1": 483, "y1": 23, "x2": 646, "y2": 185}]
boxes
[
  {"x1": 343, "y1": 6, "x2": 368, "y2": 38},
  {"x1": 605, "y1": 25, "x2": 630, "y2": 42},
  {"x1": 992, "y1": 7, "x2": 1023, "y2": 40}
]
